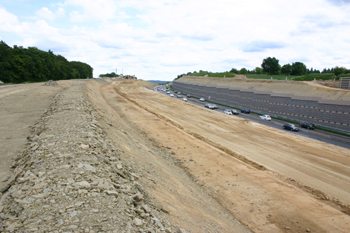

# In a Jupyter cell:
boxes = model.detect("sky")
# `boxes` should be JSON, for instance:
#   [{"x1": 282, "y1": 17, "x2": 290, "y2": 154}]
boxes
[{"x1": 0, "y1": 0, "x2": 350, "y2": 81}]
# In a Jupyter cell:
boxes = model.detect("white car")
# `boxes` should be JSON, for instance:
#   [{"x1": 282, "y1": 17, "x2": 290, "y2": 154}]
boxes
[
  {"x1": 231, "y1": 109, "x2": 239, "y2": 115},
  {"x1": 224, "y1": 109, "x2": 232, "y2": 115},
  {"x1": 166, "y1": 91, "x2": 170, "y2": 94},
  {"x1": 169, "y1": 94, "x2": 174, "y2": 97},
  {"x1": 260, "y1": 115, "x2": 271, "y2": 121},
  {"x1": 204, "y1": 104, "x2": 217, "y2": 109},
  {"x1": 182, "y1": 98, "x2": 187, "y2": 102},
  {"x1": 199, "y1": 98, "x2": 205, "y2": 102}
]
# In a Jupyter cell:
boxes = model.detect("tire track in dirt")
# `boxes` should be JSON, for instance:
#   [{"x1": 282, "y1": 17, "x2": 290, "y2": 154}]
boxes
[
  {"x1": 91, "y1": 80, "x2": 253, "y2": 232},
  {"x1": 113, "y1": 84, "x2": 267, "y2": 172}
]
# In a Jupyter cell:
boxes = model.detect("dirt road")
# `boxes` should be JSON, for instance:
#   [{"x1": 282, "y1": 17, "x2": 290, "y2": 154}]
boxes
[{"x1": 1, "y1": 79, "x2": 350, "y2": 232}]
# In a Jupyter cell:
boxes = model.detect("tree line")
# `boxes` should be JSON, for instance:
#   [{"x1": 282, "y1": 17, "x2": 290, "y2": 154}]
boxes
[
  {"x1": 176, "y1": 57, "x2": 349, "y2": 79},
  {"x1": 0, "y1": 41, "x2": 93, "y2": 84},
  {"x1": 99, "y1": 72, "x2": 118, "y2": 78}
]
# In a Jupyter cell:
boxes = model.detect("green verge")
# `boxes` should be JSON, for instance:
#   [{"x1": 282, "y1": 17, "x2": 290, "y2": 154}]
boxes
[
  {"x1": 294, "y1": 73, "x2": 337, "y2": 81},
  {"x1": 246, "y1": 75, "x2": 300, "y2": 80},
  {"x1": 190, "y1": 72, "x2": 235, "y2": 78}
]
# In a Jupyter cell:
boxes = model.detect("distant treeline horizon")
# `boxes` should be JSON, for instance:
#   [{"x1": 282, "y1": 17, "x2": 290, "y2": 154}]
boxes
[{"x1": 0, "y1": 41, "x2": 93, "y2": 84}]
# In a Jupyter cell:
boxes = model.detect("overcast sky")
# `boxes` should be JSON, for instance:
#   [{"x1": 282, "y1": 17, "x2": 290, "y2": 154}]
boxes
[{"x1": 0, "y1": 0, "x2": 349, "y2": 81}]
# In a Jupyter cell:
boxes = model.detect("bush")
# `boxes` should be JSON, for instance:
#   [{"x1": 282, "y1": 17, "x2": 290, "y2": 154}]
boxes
[
  {"x1": 337, "y1": 73, "x2": 350, "y2": 78},
  {"x1": 294, "y1": 73, "x2": 336, "y2": 81},
  {"x1": 190, "y1": 71, "x2": 235, "y2": 78},
  {"x1": 246, "y1": 75, "x2": 298, "y2": 80}
]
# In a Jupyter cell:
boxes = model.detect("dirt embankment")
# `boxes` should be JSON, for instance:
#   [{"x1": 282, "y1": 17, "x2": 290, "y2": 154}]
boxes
[
  {"x1": 0, "y1": 80, "x2": 250, "y2": 232},
  {"x1": 111, "y1": 79, "x2": 350, "y2": 232},
  {"x1": 1, "y1": 78, "x2": 350, "y2": 233},
  {"x1": 176, "y1": 76, "x2": 350, "y2": 101}
]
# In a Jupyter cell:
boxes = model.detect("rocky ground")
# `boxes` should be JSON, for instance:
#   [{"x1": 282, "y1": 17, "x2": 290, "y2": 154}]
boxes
[
  {"x1": 1, "y1": 78, "x2": 350, "y2": 233},
  {"x1": 0, "y1": 83, "x2": 187, "y2": 232}
]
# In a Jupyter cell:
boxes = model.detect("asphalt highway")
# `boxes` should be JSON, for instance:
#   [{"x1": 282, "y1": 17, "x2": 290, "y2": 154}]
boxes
[{"x1": 154, "y1": 85, "x2": 350, "y2": 149}]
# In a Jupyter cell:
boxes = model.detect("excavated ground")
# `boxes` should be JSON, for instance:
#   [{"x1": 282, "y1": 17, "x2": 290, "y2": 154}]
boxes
[{"x1": 0, "y1": 78, "x2": 350, "y2": 233}]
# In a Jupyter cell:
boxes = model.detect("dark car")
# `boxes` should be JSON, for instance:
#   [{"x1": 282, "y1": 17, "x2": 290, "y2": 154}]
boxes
[
  {"x1": 283, "y1": 123, "x2": 299, "y2": 131},
  {"x1": 241, "y1": 109, "x2": 250, "y2": 114},
  {"x1": 187, "y1": 94, "x2": 191, "y2": 98},
  {"x1": 299, "y1": 122, "x2": 315, "y2": 130}
]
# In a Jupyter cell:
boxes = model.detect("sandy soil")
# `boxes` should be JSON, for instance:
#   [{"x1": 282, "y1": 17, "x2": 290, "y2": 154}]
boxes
[
  {"x1": 0, "y1": 82, "x2": 66, "y2": 190},
  {"x1": 108, "y1": 79, "x2": 350, "y2": 232},
  {"x1": 1, "y1": 78, "x2": 350, "y2": 232}
]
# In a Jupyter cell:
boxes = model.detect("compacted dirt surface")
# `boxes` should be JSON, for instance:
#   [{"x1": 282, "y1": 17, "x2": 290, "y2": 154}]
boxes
[{"x1": 1, "y1": 78, "x2": 350, "y2": 232}]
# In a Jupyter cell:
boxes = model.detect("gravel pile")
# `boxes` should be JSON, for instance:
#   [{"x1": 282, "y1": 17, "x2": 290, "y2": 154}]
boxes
[
  {"x1": 44, "y1": 80, "x2": 58, "y2": 86},
  {"x1": 0, "y1": 84, "x2": 181, "y2": 232}
]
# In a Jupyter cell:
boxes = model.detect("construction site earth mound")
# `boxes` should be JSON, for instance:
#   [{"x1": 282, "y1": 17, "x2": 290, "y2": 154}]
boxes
[{"x1": 0, "y1": 78, "x2": 349, "y2": 232}]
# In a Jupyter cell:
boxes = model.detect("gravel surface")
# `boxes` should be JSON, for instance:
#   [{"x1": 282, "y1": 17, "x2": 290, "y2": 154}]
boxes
[{"x1": 0, "y1": 84, "x2": 182, "y2": 232}]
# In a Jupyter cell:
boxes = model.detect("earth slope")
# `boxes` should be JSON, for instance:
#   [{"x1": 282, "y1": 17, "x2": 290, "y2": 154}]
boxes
[
  {"x1": 0, "y1": 78, "x2": 349, "y2": 233},
  {"x1": 176, "y1": 75, "x2": 350, "y2": 101}
]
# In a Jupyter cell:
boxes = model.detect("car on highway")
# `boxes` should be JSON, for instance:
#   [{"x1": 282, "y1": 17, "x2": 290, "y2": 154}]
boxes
[
  {"x1": 241, "y1": 109, "x2": 250, "y2": 114},
  {"x1": 205, "y1": 104, "x2": 217, "y2": 109},
  {"x1": 177, "y1": 95, "x2": 182, "y2": 98},
  {"x1": 224, "y1": 109, "x2": 233, "y2": 115},
  {"x1": 199, "y1": 98, "x2": 205, "y2": 101},
  {"x1": 169, "y1": 94, "x2": 174, "y2": 97},
  {"x1": 187, "y1": 94, "x2": 191, "y2": 98},
  {"x1": 283, "y1": 123, "x2": 299, "y2": 131},
  {"x1": 166, "y1": 91, "x2": 170, "y2": 94},
  {"x1": 260, "y1": 115, "x2": 271, "y2": 121},
  {"x1": 299, "y1": 122, "x2": 315, "y2": 130},
  {"x1": 231, "y1": 109, "x2": 239, "y2": 115},
  {"x1": 182, "y1": 98, "x2": 187, "y2": 102}
]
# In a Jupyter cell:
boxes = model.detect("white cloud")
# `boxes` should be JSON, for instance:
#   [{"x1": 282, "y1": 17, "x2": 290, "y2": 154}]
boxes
[
  {"x1": 136, "y1": 14, "x2": 152, "y2": 25},
  {"x1": 63, "y1": 0, "x2": 118, "y2": 22},
  {"x1": 0, "y1": 0, "x2": 350, "y2": 80},
  {"x1": 36, "y1": 7, "x2": 65, "y2": 21},
  {"x1": 0, "y1": 8, "x2": 20, "y2": 31}
]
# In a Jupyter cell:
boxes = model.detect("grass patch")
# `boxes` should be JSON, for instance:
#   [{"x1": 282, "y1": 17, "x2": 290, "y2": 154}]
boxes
[
  {"x1": 338, "y1": 74, "x2": 350, "y2": 78},
  {"x1": 294, "y1": 73, "x2": 336, "y2": 81},
  {"x1": 246, "y1": 75, "x2": 300, "y2": 80},
  {"x1": 190, "y1": 71, "x2": 235, "y2": 78}
]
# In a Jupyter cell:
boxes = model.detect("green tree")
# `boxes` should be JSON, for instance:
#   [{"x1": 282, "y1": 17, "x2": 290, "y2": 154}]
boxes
[
  {"x1": 291, "y1": 62, "x2": 307, "y2": 75},
  {"x1": 255, "y1": 67, "x2": 263, "y2": 74},
  {"x1": 70, "y1": 61, "x2": 93, "y2": 79},
  {"x1": 307, "y1": 68, "x2": 320, "y2": 74},
  {"x1": 99, "y1": 72, "x2": 117, "y2": 78},
  {"x1": 0, "y1": 41, "x2": 92, "y2": 83},
  {"x1": 0, "y1": 41, "x2": 13, "y2": 83},
  {"x1": 281, "y1": 64, "x2": 292, "y2": 75},
  {"x1": 333, "y1": 66, "x2": 346, "y2": 76},
  {"x1": 230, "y1": 68, "x2": 239, "y2": 73},
  {"x1": 239, "y1": 68, "x2": 248, "y2": 74},
  {"x1": 261, "y1": 57, "x2": 280, "y2": 75}
]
